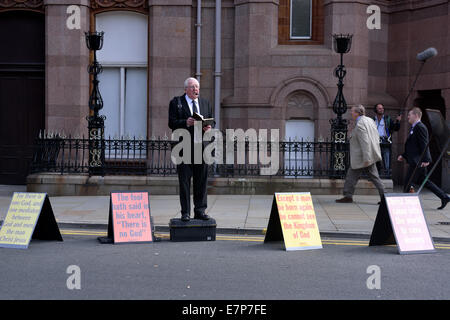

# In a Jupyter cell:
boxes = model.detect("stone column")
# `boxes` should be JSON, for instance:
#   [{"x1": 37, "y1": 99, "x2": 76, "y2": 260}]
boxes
[
  {"x1": 223, "y1": 0, "x2": 278, "y2": 129},
  {"x1": 148, "y1": 0, "x2": 193, "y2": 137},
  {"x1": 327, "y1": 0, "x2": 371, "y2": 108},
  {"x1": 45, "y1": 0, "x2": 90, "y2": 137}
]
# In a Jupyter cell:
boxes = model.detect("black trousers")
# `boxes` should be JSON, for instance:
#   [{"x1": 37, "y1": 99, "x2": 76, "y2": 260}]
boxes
[
  {"x1": 177, "y1": 163, "x2": 208, "y2": 216},
  {"x1": 405, "y1": 164, "x2": 447, "y2": 200}
]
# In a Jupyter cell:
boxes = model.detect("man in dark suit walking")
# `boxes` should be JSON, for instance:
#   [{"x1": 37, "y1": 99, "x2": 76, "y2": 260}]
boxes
[
  {"x1": 168, "y1": 77, "x2": 213, "y2": 221},
  {"x1": 397, "y1": 107, "x2": 449, "y2": 210}
]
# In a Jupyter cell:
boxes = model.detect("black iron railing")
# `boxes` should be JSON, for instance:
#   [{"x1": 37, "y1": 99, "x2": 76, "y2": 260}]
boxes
[{"x1": 30, "y1": 135, "x2": 392, "y2": 179}]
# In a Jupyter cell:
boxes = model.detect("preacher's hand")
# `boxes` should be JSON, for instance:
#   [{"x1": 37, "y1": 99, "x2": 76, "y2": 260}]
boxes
[
  {"x1": 203, "y1": 125, "x2": 212, "y2": 132},
  {"x1": 186, "y1": 117, "x2": 195, "y2": 127}
]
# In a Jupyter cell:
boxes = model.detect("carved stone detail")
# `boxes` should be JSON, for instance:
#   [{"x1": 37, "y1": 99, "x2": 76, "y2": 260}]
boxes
[
  {"x1": 287, "y1": 93, "x2": 314, "y2": 110},
  {"x1": 0, "y1": 0, "x2": 44, "y2": 11},
  {"x1": 91, "y1": 0, "x2": 148, "y2": 10}
]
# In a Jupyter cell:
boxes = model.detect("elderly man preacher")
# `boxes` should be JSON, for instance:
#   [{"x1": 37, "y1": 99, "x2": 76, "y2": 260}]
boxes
[
  {"x1": 168, "y1": 77, "x2": 213, "y2": 222},
  {"x1": 336, "y1": 105, "x2": 385, "y2": 203}
]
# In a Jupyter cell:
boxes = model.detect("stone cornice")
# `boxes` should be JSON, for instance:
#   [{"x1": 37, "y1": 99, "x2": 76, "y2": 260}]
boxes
[
  {"x1": 385, "y1": 0, "x2": 448, "y2": 13},
  {"x1": 147, "y1": 0, "x2": 192, "y2": 6},
  {"x1": 234, "y1": 0, "x2": 279, "y2": 6},
  {"x1": 323, "y1": 0, "x2": 449, "y2": 14},
  {"x1": 44, "y1": 0, "x2": 90, "y2": 5}
]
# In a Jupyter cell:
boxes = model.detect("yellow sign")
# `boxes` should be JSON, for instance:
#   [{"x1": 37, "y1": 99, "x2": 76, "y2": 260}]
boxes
[
  {"x1": 265, "y1": 192, "x2": 322, "y2": 251},
  {"x1": 0, "y1": 193, "x2": 59, "y2": 249}
]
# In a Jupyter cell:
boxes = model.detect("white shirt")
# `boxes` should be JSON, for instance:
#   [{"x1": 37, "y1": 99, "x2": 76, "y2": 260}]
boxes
[
  {"x1": 375, "y1": 116, "x2": 387, "y2": 138},
  {"x1": 185, "y1": 95, "x2": 201, "y2": 116},
  {"x1": 185, "y1": 95, "x2": 203, "y2": 143}
]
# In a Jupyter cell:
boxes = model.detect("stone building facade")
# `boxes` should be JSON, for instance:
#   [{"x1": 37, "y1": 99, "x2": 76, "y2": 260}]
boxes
[{"x1": 0, "y1": 0, "x2": 449, "y2": 190}]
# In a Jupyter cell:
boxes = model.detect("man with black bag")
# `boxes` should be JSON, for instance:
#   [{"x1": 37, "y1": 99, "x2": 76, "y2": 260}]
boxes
[{"x1": 373, "y1": 103, "x2": 401, "y2": 175}]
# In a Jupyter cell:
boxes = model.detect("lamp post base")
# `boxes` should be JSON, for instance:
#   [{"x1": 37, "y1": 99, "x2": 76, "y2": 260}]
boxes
[{"x1": 87, "y1": 115, "x2": 106, "y2": 176}]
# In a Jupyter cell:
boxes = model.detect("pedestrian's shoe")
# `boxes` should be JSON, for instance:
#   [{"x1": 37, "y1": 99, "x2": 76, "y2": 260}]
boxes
[
  {"x1": 181, "y1": 213, "x2": 190, "y2": 222},
  {"x1": 335, "y1": 197, "x2": 353, "y2": 203},
  {"x1": 194, "y1": 213, "x2": 210, "y2": 220},
  {"x1": 437, "y1": 197, "x2": 449, "y2": 210}
]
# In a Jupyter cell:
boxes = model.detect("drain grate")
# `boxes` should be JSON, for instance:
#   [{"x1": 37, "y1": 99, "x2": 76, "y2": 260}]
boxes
[{"x1": 438, "y1": 222, "x2": 450, "y2": 225}]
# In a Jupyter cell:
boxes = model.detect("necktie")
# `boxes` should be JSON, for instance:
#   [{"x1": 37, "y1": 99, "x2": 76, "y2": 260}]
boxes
[{"x1": 192, "y1": 100, "x2": 199, "y2": 114}]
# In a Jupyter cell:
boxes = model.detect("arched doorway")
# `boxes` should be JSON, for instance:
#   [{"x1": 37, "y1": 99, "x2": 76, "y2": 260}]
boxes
[
  {"x1": 0, "y1": 10, "x2": 45, "y2": 184},
  {"x1": 284, "y1": 92, "x2": 317, "y2": 178}
]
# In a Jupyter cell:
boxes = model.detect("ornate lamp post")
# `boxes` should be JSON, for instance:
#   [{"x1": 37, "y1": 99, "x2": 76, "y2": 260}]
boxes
[
  {"x1": 330, "y1": 33, "x2": 352, "y2": 177},
  {"x1": 85, "y1": 31, "x2": 106, "y2": 176}
]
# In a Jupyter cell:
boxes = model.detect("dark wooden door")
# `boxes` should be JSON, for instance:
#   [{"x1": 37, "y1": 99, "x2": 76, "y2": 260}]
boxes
[{"x1": 0, "y1": 11, "x2": 45, "y2": 184}]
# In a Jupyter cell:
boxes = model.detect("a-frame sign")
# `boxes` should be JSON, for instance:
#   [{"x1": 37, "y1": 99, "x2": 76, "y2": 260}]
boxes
[
  {"x1": 98, "y1": 191, "x2": 155, "y2": 244},
  {"x1": 0, "y1": 192, "x2": 63, "y2": 249},
  {"x1": 369, "y1": 193, "x2": 435, "y2": 254},
  {"x1": 264, "y1": 192, "x2": 322, "y2": 251}
]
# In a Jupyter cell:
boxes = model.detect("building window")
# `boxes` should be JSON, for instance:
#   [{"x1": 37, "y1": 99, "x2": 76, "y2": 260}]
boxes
[
  {"x1": 291, "y1": 0, "x2": 312, "y2": 39},
  {"x1": 279, "y1": 0, "x2": 323, "y2": 45},
  {"x1": 95, "y1": 11, "x2": 148, "y2": 139},
  {"x1": 98, "y1": 67, "x2": 147, "y2": 139}
]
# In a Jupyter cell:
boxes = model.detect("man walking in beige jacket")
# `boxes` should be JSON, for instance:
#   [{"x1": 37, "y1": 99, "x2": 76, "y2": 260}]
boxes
[{"x1": 336, "y1": 105, "x2": 385, "y2": 203}]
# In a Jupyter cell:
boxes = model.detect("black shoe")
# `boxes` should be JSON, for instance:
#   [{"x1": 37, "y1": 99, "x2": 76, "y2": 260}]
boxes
[
  {"x1": 336, "y1": 197, "x2": 353, "y2": 203},
  {"x1": 181, "y1": 214, "x2": 190, "y2": 222},
  {"x1": 438, "y1": 197, "x2": 449, "y2": 210},
  {"x1": 194, "y1": 213, "x2": 210, "y2": 220}
]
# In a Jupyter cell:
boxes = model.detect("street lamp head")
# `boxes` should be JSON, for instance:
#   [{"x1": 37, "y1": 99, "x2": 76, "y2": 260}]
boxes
[
  {"x1": 85, "y1": 31, "x2": 104, "y2": 51},
  {"x1": 333, "y1": 34, "x2": 353, "y2": 54}
]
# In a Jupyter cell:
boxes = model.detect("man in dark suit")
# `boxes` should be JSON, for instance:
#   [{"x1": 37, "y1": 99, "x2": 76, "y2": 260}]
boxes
[
  {"x1": 168, "y1": 77, "x2": 213, "y2": 221},
  {"x1": 397, "y1": 107, "x2": 449, "y2": 210}
]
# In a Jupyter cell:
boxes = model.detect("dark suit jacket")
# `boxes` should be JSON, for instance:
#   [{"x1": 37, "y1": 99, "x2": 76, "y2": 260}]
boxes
[
  {"x1": 168, "y1": 94, "x2": 215, "y2": 156},
  {"x1": 402, "y1": 121, "x2": 432, "y2": 166},
  {"x1": 168, "y1": 94, "x2": 214, "y2": 134}
]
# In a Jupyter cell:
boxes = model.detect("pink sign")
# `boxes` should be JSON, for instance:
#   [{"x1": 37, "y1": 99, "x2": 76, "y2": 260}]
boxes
[
  {"x1": 111, "y1": 192, "x2": 153, "y2": 243},
  {"x1": 386, "y1": 196, "x2": 435, "y2": 253}
]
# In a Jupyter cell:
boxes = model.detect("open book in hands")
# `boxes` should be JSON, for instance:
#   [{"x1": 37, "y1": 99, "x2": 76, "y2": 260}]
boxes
[{"x1": 192, "y1": 112, "x2": 215, "y2": 127}]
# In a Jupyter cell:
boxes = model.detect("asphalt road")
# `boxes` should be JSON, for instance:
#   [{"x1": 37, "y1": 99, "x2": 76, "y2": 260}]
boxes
[{"x1": 1, "y1": 230, "x2": 450, "y2": 302}]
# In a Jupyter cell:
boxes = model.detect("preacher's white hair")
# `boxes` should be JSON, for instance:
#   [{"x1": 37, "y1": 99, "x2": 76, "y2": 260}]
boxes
[{"x1": 184, "y1": 77, "x2": 199, "y2": 89}]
